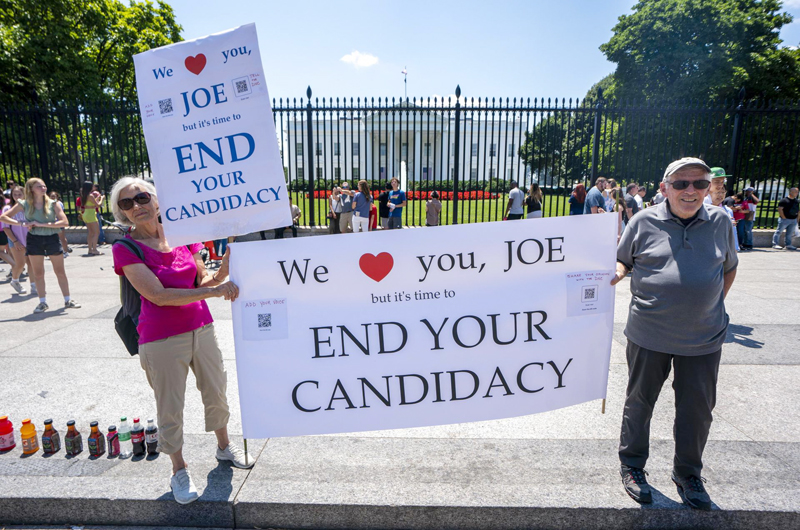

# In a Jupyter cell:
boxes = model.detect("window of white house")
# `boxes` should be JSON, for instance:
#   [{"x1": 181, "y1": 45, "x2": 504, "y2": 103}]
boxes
[
  {"x1": 490, "y1": 144, "x2": 496, "y2": 157},
  {"x1": 352, "y1": 143, "x2": 360, "y2": 156},
  {"x1": 508, "y1": 169, "x2": 514, "y2": 180},
  {"x1": 380, "y1": 143, "x2": 387, "y2": 156},
  {"x1": 297, "y1": 168, "x2": 304, "y2": 179},
  {"x1": 470, "y1": 168, "x2": 478, "y2": 180},
  {"x1": 334, "y1": 168, "x2": 341, "y2": 179},
  {"x1": 334, "y1": 143, "x2": 340, "y2": 156},
  {"x1": 316, "y1": 167, "x2": 323, "y2": 178},
  {"x1": 296, "y1": 143, "x2": 303, "y2": 156},
  {"x1": 353, "y1": 168, "x2": 360, "y2": 179},
  {"x1": 508, "y1": 143, "x2": 515, "y2": 156},
  {"x1": 425, "y1": 142, "x2": 432, "y2": 157},
  {"x1": 471, "y1": 143, "x2": 478, "y2": 157},
  {"x1": 489, "y1": 168, "x2": 495, "y2": 178},
  {"x1": 401, "y1": 143, "x2": 408, "y2": 159},
  {"x1": 316, "y1": 143, "x2": 322, "y2": 156}
]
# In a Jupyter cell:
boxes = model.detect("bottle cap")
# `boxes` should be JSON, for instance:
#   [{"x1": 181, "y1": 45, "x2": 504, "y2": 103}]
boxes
[
  {"x1": 147, "y1": 418, "x2": 154, "y2": 422},
  {"x1": 133, "y1": 417, "x2": 140, "y2": 423},
  {"x1": 22, "y1": 419, "x2": 31, "y2": 425},
  {"x1": 108, "y1": 425, "x2": 117, "y2": 431},
  {"x1": 44, "y1": 419, "x2": 53, "y2": 425},
  {"x1": 67, "y1": 420, "x2": 75, "y2": 426},
  {"x1": 90, "y1": 421, "x2": 98, "y2": 427},
  {"x1": 0, "y1": 416, "x2": 7, "y2": 422},
  {"x1": 120, "y1": 416, "x2": 127, "y2": 421}
]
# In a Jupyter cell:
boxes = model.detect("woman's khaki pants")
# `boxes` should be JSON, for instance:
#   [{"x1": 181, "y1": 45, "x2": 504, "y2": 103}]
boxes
[{"x1": 138, "y1": 323, "x2": 230, "y2": 454}]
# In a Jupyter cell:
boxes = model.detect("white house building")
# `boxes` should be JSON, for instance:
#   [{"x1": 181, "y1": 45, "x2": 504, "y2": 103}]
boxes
[{"x1": 278, "y1": 104, "x2": 540, "y2": 190}]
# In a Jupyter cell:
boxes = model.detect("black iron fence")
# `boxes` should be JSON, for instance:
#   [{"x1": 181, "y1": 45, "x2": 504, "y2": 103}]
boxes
[{"x1": 2, "y1": 86, "x2": 799, "y2": 228}]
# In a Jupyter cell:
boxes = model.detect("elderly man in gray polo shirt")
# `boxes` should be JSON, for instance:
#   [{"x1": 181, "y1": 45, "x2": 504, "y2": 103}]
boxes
[{"x1": 610, "y1": 157, "x2": 738, "y2": 511}]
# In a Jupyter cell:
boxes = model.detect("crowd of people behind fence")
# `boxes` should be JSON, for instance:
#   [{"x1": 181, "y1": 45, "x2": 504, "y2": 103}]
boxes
[{"x1": 1, "y1": 167, "x2": 799, "y2": 315}]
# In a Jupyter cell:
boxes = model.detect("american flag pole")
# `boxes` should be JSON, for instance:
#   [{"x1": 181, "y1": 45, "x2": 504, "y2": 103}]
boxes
[{"x1": 402, "y1": 67, "x2": 407, "y2": 98}]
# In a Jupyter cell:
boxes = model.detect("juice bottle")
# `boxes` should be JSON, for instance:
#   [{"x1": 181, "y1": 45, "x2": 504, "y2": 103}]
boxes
[
  {"x1": 87, "y1": 421, "x2": 106, "y2": 457},
  {"x1": 131, "y1": 418, "x2": 146, "y2": 457},
  {"x1": 64, "y1": 420, "x2": 83, "y2": 456},
  {"x1": 145, "y1": 419, "x2": 158, "y2": 455},
  {"x1": 107, "y1": 426, "x2": 120, "y2": 457},
  {"x1": 118, "y1": 417, "x2": 132, "y2": 458},
  {"x1": 20, "y1": 419, "x2": 39, "y2": 455},
  {"x1": 41, "y1": 419, "x2": 61, "y2": 454},
  {"x1": 0, "y1": 416, "x2": 15, "y2": 451}
]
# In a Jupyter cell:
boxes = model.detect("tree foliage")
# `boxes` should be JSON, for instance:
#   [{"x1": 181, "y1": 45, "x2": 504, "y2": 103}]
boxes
[
  {"x1": 599, "y1": 0, "x2": 800, "y2": 101},
  {"x1": 0, "y1": 0, "x2": 183, "y2": 105}
]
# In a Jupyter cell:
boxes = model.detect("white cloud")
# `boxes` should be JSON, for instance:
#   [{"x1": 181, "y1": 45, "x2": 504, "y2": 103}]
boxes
[
  {"x1": 340, "y1": 51, "x2": 379, "y2": 68},
  {"x1": 783, "y1": 0, "x2": 800, "y2": 8}
]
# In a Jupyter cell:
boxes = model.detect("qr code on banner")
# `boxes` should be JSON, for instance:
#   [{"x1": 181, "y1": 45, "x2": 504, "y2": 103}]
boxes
[
  {"x1": 258, "y1": 313, "x2": 272, "y2": 329},
  {"x1": 158, "y1": 98, "x2": 173, "y2": 115},
  {"x1": 232, "y1": 76, "x2": 252, "y2": 96},
  {"x1": 581, "y1": 285, "x2": 598, "y2": 303}
]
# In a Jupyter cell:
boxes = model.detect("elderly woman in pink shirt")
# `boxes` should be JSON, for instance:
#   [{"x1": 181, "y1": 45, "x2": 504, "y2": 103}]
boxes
[{"x1": 110, "y1": 176, "x2": 251, "y2": 505}]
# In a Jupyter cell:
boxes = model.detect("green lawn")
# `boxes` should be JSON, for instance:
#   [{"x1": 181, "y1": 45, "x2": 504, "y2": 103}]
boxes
[{"x1": 290, "y1": 192, "x2": 573, "y2": 227}]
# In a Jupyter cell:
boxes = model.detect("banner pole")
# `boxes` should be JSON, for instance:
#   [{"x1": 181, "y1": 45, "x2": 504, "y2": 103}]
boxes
[
  {"x1": 601, "y1": 399, "x2": 606, "y2": 414},
  {"x1": 244, "y1": 438, "x2": 248, "y2": 466}
]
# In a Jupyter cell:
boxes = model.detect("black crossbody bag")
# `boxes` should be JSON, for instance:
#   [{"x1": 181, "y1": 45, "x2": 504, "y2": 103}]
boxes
[{"x1": 113, "y1": 239, "x2": 145, "y2": 355}]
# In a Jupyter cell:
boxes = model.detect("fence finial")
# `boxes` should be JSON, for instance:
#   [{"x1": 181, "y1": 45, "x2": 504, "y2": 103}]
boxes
[
  {"x1": 455, "y1": 85, "x2": 461, "y2": 98},
  {"x1": 307, "y1": 86, "x2": 312, "y2": 99},
  {"x1": 737, "y1": 87, "x2": 746, "y2": 101}
]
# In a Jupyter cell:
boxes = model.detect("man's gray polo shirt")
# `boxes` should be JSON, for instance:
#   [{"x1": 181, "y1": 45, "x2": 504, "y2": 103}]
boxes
[{"x1": 617, "y1": 200, "x2": 738, "y2": 356}]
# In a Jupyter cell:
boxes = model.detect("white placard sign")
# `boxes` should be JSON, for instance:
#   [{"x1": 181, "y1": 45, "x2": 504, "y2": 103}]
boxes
[
  {"x1": 133, "y1": 24, "x2": 290, "y2": 246},
  {"x1": 231, "y1": 215, "x2": 617, "y2": 438}
]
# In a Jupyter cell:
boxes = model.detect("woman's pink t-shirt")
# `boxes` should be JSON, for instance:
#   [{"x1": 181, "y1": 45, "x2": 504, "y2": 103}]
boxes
[{"x1": 113, "y1": 238, "x2": 212, "y2": 344}]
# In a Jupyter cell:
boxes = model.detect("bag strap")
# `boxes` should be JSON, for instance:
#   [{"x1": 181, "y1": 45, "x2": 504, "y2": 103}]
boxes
[
  {"x1": 113, "y1": 238, "x2": 145, "y2": 262},
  {"x1": 113, "y1": 239, "x2": 145, "y2": 312}
]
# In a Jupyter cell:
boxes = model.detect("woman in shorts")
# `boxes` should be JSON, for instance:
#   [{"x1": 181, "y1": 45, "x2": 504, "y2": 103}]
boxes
[
  {"x1": 0, "y1": 178, "x2": 80, "y2": 313},
  {"x1": 2, "y1": 185, "x2": 33, "y2": 295},
  {"x1": 79, "y1": 180, "x2": 104, "y2": 255}
]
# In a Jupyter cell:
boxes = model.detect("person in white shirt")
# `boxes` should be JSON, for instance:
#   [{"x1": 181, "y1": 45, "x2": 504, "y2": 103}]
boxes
[
  {"x1": 504, "y1": 181, "x2": 525, "y2": 220},
  {"x1": 635, "y1": 186, "x2": 645, "y2": 210}
]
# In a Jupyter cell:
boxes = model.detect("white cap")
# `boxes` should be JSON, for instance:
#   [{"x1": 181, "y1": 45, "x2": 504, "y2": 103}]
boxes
[{"x1": 662, "y1": 157, "x2": 711, "y2": 182}]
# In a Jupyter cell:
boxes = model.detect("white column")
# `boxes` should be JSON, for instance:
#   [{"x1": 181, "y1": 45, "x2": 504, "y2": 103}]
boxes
[{"x1": 414, "y1": 129, "x2": 421, "y2": 186}]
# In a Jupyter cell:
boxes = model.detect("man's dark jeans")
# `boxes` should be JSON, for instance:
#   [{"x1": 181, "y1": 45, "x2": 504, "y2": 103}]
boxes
[{"x1": 619, "y1": 340, "x2": 721, "y2": 478}]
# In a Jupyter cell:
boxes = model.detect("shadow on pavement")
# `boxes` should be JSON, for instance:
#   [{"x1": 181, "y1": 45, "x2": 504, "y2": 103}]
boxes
[{"x1": 725, "y1": 324, "x2": 765, "y2": 349}]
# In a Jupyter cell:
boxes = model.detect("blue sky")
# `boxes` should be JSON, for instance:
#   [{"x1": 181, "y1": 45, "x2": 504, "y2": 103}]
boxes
[{"x1": 166, "y1": 0, "x2": 800, "y2": 101}]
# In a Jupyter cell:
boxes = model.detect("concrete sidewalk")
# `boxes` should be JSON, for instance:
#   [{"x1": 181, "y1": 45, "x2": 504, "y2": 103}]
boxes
[{"x1": 0, "y1": 245, "x2": 798, "y2": 529}]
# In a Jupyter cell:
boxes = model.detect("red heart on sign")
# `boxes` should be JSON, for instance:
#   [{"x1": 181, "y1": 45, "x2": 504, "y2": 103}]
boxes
[
  {"x1": 359, "y1": 252, "x2": 394, "y2": 282},
  {"x1": 184, "y1": 54, "x2": 207, "y2": 75}
]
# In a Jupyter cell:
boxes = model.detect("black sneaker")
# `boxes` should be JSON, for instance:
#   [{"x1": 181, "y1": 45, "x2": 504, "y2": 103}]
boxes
[
  {"x1": 672, "y1": 472, "x2": 712, "y2": 511},
  {"x1": 620, "y1": 465, "x2": 652, "y2": 504}
]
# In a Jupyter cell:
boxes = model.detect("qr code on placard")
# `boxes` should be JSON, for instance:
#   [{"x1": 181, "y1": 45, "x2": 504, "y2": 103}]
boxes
[
  {"x1": 158, "y1": 98, "x2": 173, "y2": 115},
  {"x1": 581, "y1": 285, "x2": 598, "y2": 303},
  {"x1": 258, "y1": 313, "x2": 272, "y2": 329},
  {"x1": 235, "y1": 79, "x2": 250, "y2": 94}
]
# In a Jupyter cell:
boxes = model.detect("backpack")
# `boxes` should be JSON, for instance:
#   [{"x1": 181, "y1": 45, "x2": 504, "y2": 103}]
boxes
[{"x1": 113, "y1": 239, "x2": 144, "y2": 355}]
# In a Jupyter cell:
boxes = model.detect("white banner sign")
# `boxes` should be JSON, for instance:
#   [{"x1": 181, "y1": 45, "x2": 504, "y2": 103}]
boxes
[
  {"x1": 231, "y1": 215, "x2": 617, "y2": 438},
  {"x1": 134, "y1": 24, "x2": 290, "y2": 247}
]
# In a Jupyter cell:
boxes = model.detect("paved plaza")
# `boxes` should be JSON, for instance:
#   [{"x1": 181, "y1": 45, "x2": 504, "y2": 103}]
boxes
[{"x1": 0, "y1": 241, "x2": 798, "y2": 529}]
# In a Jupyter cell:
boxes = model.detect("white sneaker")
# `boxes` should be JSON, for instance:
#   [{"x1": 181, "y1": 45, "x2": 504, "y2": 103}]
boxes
[
  {"x1": 11, "y1": 281, "x2": 26, "y2": 294},
  {"x1": 773, "y1": 245, "x2": 784, "y2": 249},
  {"x1": 169, "y1": 468, "x2": 199, "y2": 505},
  {"x1": 215, "y1": 442, "x2": 254, "y2": 469},
  {"x1": 33, "y1": 302, "x2": 49, "y2": 314}
]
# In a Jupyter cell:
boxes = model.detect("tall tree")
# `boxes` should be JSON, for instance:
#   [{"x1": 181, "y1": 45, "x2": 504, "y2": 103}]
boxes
[
  {"x1": 0, "y1": 0, "x2": 182, "y2": 105},
  {"x1": 599, "y1": 0, "x2": 800, "y2": 101}
]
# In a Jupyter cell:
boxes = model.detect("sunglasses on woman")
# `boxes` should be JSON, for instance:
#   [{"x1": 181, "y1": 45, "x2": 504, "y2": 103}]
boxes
[
  {"x1": 668, "y1": 179, "x2": 710, "y2": 191},
  {"x1": 117, "y1": 192, "x2": 152, "y2": 210}
]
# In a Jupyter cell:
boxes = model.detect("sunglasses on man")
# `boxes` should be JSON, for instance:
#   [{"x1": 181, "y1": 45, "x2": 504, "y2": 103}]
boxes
[
  {"x1": 667, "y1": 179, "x2": 710, "y2": 191},
  {"x1": 117, "y1": 192, "x2": 152, "y2": 210}
]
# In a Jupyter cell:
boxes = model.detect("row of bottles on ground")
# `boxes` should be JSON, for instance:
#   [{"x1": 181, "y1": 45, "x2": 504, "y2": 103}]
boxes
[{"x1": 0, "y1": 415, "x2": 157, "y2": 458}]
